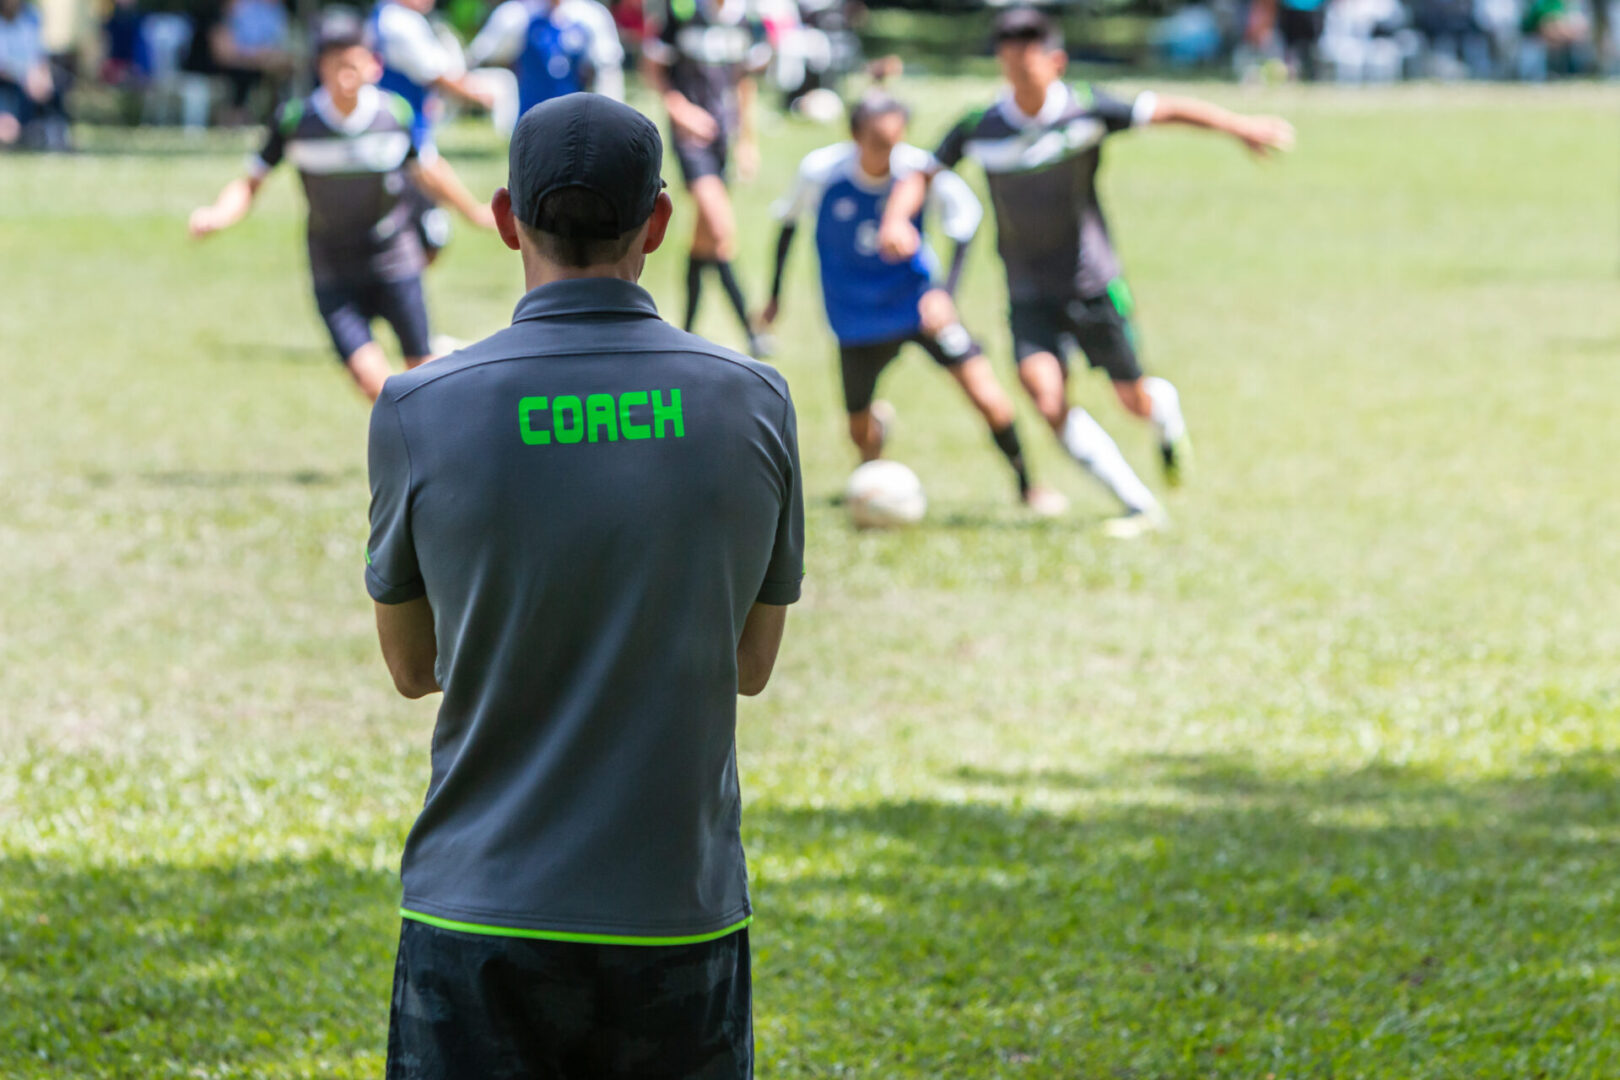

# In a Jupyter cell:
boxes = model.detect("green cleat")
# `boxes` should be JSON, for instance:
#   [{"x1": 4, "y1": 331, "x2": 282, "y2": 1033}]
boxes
[{"x1": 1161, "y1": 432, "x2": 1195, "y2": 487}]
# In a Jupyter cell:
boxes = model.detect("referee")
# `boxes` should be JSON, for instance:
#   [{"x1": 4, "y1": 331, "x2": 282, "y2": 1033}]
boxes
[{"x1": 366, "y1": 93, "x2": 804, "y2": 1079}]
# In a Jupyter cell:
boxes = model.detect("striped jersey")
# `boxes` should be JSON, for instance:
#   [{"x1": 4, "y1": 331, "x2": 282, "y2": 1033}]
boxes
[
  {"x1": 252, "y1": 85, "x2": 426, "y2": 283},
  {"x1": 935, "y1": 82, "x2": 1157, "y2": 301},
  {"x1": 642, "y1": 0, "x2": 770, "y2": 141}
]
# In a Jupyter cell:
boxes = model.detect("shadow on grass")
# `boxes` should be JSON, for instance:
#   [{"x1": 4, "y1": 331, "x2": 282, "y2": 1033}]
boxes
[
  {"x1": 5, "y1": 754, "x2": 1617, "y2": 1076},
  {"x1": 84, "y1": 466, "x2": 363, "y2": 489}
]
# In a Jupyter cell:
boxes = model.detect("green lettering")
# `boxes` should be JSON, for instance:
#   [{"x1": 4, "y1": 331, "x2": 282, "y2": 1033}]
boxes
[
  {"x1": 651, "y1": 389, "x2": 685, "y2": 439},
  {"x1": 585, "y1": 393, "x2": 619, "y2": 443},
  {"x1": 619, "y1": 391, "x2": 650, "y2": 440},
  {"x1": 518, "y1": 396, "x2": 551, "y2": 445},
  {"x1": 551, "y1": 395, "x2": 585, "y2": 444}
]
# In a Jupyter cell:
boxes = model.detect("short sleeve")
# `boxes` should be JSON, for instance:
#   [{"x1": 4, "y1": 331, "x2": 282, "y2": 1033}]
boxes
[
  {"x1": 926, "y1": 167, "x2": 983, "y2": 245},
  {"x1": 249, "y1": 106, "x2": 291, "y2": 176},
  {"x1": 934, "y1": 114, "x2": 975, "y2": 170},
  {"x1": 366, "y1": 393, "x2": 426, "y2": 605},
  {"x1": 756, "y1": 391, "x2": 804, "y2": 606},
  {"x1": 1088, "y1": 84, "x2": 1139, "y2": 134},
  {"x1": 377, "y1": 5, "x2": 448, "y2": 85},
  {"x1": 771, "y1": 152, "x2": 823, "y2": 223},
  {"x1": 466, "y1": 0, "x2": 529, "y2": 68}
]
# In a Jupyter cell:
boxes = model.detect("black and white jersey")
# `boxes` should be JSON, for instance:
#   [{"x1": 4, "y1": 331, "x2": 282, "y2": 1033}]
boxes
[
  {"x1": 252, "y1": 84, "x2": 426, "y2": 284},
  {"x1": 642, "y1": 0, "x2": 770, "y2": 139},
  {"x1": 935, "y1": 82, "x2": 1156, "y2": 301}
]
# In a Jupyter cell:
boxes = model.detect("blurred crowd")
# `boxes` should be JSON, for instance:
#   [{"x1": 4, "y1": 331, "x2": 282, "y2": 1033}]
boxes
[{"x1": 0, "y1": 0, "x2": 1609, "y2": 152}]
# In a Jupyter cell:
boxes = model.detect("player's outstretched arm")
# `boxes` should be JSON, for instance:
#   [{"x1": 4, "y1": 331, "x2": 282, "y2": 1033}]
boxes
[
  {"x1": 411, "y1": 156, "x2": 496, "y2": 230},
  {"x1": 1148, "y1": 94, "x2": 1295, "y2": 156},
  {"x1": 188, "y1": 175, "x2": 263, "y2": 238}
]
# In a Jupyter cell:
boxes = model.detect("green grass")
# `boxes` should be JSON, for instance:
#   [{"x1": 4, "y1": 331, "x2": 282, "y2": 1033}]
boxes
[{"x1": 3, "y1": 80, "x2": 1619, "y2": 1077}]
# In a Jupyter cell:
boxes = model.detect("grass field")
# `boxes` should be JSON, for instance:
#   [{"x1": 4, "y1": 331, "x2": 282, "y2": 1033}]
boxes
[{"x1": 3, "y1": 80, "x2": 1619, "y2": 1077}]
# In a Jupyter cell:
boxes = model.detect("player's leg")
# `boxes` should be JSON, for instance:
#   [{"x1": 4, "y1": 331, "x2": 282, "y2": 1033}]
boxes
[
  {"x1": 915, "y1": 319, "x2": 1057, "y2": 512},
  {"x1": 1011, "y1": 300, "x2": 1161, "y2": 522},
  {"x1": 840, "y1": 340, "x2": 899, "y2": 462},
  {"x1": 316, "y1": 282, "x2": 393, "y2": 401},
  {"x1": 372, "y1": 276, "x2": 438, "y2": 371},
  {"x1": 1084, "y1": 282, "x2": 1193, "y2": 485},
  {"x1": 685, "y1": 163, "x2": 765, "y2": 355}
]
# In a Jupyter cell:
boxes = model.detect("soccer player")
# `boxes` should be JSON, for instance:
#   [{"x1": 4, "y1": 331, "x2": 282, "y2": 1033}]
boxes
[
  {"x1": 878, "y1": 6, "x2": 1294, "y2": 537},
  {"x1": 763, "y1": 92, "x2": 1063, "y2": 515},
  {"x1": 187, "y1": 29, "x2": 493, "y2": 402},
  {"x1": 367, "y1": 0, "x2": 497, "y2": 261},
  {"x1": 466, "y1": 0, "x2": 625, "y2": 114},
  {"x1": 641, "y1": 0, "x2": 772, "y2": 356}
]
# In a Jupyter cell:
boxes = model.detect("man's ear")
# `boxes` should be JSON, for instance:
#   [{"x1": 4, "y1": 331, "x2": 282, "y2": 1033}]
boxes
[
  {"x1": 492, "y1": 187, "x2": 523, "y2": 252},
  {"x1": 641, "y1": 192, "x2": 675, "y2": 256},
  {"x1": 1052, "y1": 47, "x2": 1069, "y2": 79}
]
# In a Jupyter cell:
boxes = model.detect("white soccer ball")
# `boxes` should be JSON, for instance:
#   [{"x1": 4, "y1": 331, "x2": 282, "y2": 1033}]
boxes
[{"x1": 845, "y1": 460, "x2": 927, "y2": 530}]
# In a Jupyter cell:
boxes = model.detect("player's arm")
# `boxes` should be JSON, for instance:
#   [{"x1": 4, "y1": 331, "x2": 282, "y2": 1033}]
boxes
[
  {"x1": 737, "y1": 602, "x2": 788, "y2": 696},
  {"x1": 432, "y1": 71, "x2": 495, "y2": 111},
  {"x1": 388, "y1": 5, "x2": 495, "y2": 110},
  {"x1": 924, "y1": 161, "x2": 982, "y2": 298},
  {"x1": 879, "y1": 122, "x2": 964, "y2": 261},
  {"x1": 376, "y1": 597, "x2": 440, "y2": 698},
  {"x1": 1143, "y1": 92, "x2": 1295, "y2": 155},
  {"x1": 188, "y1": 174, "x2": 264, "y2": 237},
  {"x1": 762, "y1": 225, "x2": 795, "y2": 326},
  {"x1": 640, "y1": 9, "x2": 718, "y2": 144},
  {"x1": 410, "y1": 153, "x2": 496, "y2": 229},
  {"x1": 735, "y1": 74, "x2": 760, "y2": 180},
  {"x1": 190, "y1": 118, "x2": 283, "y2": 237}
]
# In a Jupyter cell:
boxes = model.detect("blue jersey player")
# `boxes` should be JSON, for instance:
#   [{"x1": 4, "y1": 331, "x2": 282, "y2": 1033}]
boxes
[
  {"x1": 763, "y1": 93, "x2": 1063, "y2": 514},
  {"x1": 466, "y1": 0, "x2": 622, "y2": 116}
]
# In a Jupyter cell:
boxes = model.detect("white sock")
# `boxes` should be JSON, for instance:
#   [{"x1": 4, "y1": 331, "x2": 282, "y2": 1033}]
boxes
[
  {"x1": 1144, "y1": 376, "x2": 1186, "y2": 444},
  {"x1": 1061, "y1": 408, "x2": 1158, "y2": 514}
]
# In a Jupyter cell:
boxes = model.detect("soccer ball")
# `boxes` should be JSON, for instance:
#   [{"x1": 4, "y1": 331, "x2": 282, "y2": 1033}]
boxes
[{"x1": 845, "y1": 460, "x2": 926, "y2": 530}]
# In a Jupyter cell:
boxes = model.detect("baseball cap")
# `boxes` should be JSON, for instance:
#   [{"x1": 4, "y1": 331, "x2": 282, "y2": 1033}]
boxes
[
  {"x1": 849, "y1": 90, "x2": 910, "y2": 135},
  {"x1": 508, "y1": 94, "x2": 666, "y2": 238},
  {"x1": 992, "y1": 6, "x2": 1062, "y2": 48}
]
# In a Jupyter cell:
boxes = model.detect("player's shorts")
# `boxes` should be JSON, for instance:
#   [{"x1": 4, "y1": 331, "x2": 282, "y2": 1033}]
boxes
[
  {"x1": 1278, "y1": 4, "x2": 1327, "y2": 48},
  {"x1": 402, "y1": 179, "x2": 451, "y2": 258},
  {"x1": 838, "y1": 323, "x2": 979, "y2": 414},
  {"x1": 313, "y1": 275, "x2": 432, "y2": 362},
  {"x1": 386, "y1": 919, "x2": 754, "y2": 1080},
  {"x1": 1009, "y1": 280, "x2": 1143, "y2": 383},
  {"x1": 673, "y1": 131, "x2": 730, "y2": 186}
]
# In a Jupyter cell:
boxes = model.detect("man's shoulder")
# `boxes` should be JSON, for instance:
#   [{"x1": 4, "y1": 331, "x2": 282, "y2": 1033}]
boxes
[
  {"x1": 657, "y1": 325, "x2": 793, "y2": 406},
  {"x1": 798, "y1": 141, "x2": 855, "y2": 183}
]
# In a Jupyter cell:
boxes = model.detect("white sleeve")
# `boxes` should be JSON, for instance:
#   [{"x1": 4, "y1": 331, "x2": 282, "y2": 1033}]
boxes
[
  {"x1": 925, "y1": 167, "x2": 983, "y2": 245},
  {"x1": 377, "y1": 5, "x2": 450, "y2": 84},
  {"x1": 564, "y1": 0, "x2": 624, "y2": 67},
  {"x1": 467, "y1": 0, "x2": 531, "y2": 68},
  {"x1": 1131, "y1": 90, "x2": 1158, "y2": 128},
  {"x1": 771, "y1": 152, "x2": 827, "y2": 224}
]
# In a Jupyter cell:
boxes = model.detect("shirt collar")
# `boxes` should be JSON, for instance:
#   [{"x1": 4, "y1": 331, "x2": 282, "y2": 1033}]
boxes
[
  {"x1": 511, "y1": 277, "x2": 663, "y2": 324},
  {"x1": 312, "y1": 84, "x2": 380, "y2": 135},
  {"x1": 999, "y1": 80, "x2": 1071, "y2": 129}
]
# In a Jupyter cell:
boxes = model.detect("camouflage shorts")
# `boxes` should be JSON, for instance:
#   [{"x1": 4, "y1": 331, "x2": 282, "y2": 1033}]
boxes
[{"x1": 385, "y1": 920, "x2": 753, "y2": 1080}]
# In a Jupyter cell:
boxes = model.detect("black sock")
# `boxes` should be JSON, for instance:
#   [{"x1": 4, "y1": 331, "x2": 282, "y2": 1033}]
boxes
[
  {"x1": 993, "y1": 424, "x2": 1031, "y2": 498},
  {"x1": 684, "y1": 257, "x2": 709, "y2": 332},
  {"x1": 713, "y1": 260, "x2": 753, "y2": 338}
]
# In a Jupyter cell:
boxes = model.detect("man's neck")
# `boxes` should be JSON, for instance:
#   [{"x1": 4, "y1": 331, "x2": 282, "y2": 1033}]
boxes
[
  {"x1": 522, "y1": 257, "x2": 645, "y2": 293},
  {"x1": 1010, "y1": 80, "x2": 1053, "y2": 120},
  {"x1": 856, "y1": 145, "x2": 892, "y2": 181},
  {"x1": 327, "y1": 89, "x2": 361, "y2": 117}
]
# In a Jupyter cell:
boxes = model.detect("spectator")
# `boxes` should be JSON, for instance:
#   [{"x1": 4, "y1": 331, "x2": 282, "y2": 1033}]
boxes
[
  {"x1": 1519, "y1": 0, "x2": 1592, "y2": 75},
  {"x1": 0, "y1": 0, "x2": 69, "y2": 150},
  {"x1": 102, "y1": 0, "x2": 146, "y2": 85},
  {"x1": 199, "y1": 0, "x2": 294, "y2": 124},
  {"x1": 1249, "y1": 0, "x2": 1332, "y2": 79}
]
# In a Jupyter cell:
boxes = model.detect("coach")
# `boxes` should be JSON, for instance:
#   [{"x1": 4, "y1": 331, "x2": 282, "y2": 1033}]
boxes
[{"x1": 364, "y1": 94, "x2": 804, "y2": 1079}]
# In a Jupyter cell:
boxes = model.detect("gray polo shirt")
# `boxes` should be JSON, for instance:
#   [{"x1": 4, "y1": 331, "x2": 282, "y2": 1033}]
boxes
[{"x1": 365, "y1": 277, "x2": 804, "y2": 943}]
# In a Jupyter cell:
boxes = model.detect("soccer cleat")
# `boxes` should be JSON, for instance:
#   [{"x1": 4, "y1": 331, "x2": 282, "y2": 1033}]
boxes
[
  {"x1": 1100, "y1": 505, "x2": 1169, "y2": 540},
  {"x1": 1022, "y1": 486, "x2": 1069, "y2": 518},
  {"x1": 1160, "y1": 432, "x2": 1194, "y2": 487}
]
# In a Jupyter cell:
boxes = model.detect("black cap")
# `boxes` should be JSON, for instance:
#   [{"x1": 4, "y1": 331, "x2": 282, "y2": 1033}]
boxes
[
  {"x1": 992, "y1": 6, "x2": 1062, "y2": 48},
  {"x1": 849, "y1": 90, "x2": 910, "y2": 135},
  {"x1": 509, "y1": 94, "x2": 665, "y2": 238}
]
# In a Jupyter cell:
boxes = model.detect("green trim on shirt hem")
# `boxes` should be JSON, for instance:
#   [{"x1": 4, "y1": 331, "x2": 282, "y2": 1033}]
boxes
[{"x1": 400, "y1": 908, "x2": 753, "y2": 946}]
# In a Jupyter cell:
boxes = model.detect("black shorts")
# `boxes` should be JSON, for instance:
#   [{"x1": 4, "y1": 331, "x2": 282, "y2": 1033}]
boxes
[
  {"x1": 1278, "y1": 4, "x2": 1327, "y2": 48},
  {"x1": 839, "y1": 324, "x2": 978, "y2": 414},
  {"x1": 1010, "y1": 283, "x2": 1143, "y2": 383},
  {"x1": 313, "y1": 275, "x2": 431, "y2": 362},
  {"x1": 673, "y1": 131, "x2": 730, "y2": 185},
  {"x1": 386, "y1": 919, "x2": 753, "y2": 1080}
]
